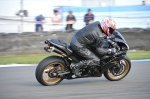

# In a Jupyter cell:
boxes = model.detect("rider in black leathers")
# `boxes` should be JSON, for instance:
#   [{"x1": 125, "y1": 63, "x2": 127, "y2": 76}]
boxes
[{"x1": 70, "y1": 17, "x2": 119, "y2": 76}]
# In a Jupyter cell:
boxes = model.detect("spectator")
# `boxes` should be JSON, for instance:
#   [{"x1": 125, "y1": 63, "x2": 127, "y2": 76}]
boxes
[
  {"x1": 34, "y1": 14, "x2": 46, "y2": 32},
  {"x1": 84, "y1": 9, "x2": 94, "y2": 25},
  {"x1": 51, "y1": 9, "x2": 62, "y2": 31},
  {"x1": 142, "y1": 1, "x2": 145, "y2": 5},
  {"x1": 66, "y1": 11, "x2": 76, "y2": 30}
]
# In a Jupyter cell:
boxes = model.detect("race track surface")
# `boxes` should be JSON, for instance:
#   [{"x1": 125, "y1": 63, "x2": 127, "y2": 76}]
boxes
[{"x1": 0, "y1": 62, "x2": 150, "y2": 99}]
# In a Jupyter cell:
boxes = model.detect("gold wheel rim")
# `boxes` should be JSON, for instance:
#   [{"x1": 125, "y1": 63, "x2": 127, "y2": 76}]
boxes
[
  {"x1": 107, "y1": 59, "x2": 130, "y2": 80},
  {"x1": 42, "y1": 62, "x2": 65, "y2": 85}
]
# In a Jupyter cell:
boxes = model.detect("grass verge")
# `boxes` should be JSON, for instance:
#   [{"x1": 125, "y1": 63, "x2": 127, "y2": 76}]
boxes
[{"x1": 0, "y1": 51, "x2": 150, "y2": 65}]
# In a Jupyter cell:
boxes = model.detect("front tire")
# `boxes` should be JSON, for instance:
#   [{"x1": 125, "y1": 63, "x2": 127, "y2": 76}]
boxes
[
  {"x1": 35, "y1": 56, "x2": 66, "y2": 86},
  {"x1": 104, "y1": 56, "x2": 131, "y2": 81}
]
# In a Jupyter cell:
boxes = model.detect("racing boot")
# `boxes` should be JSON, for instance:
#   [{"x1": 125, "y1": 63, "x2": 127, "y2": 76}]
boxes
[{"x1": 71, "y1": 63, "x2": 82, "y2": 77}]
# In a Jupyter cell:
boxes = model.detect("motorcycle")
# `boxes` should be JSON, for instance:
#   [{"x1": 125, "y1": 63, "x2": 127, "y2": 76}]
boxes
[{"x1": 35, "y1": 31, "x2": 131, "y2": 86}]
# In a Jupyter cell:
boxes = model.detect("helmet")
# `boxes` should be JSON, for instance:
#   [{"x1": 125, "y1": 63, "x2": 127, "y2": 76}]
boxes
[{"x1": 100, "y1": 17, "x2": 116, "y2": 36}]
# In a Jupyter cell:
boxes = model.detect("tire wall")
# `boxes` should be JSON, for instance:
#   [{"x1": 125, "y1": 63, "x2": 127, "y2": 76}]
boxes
[{"x1": 0, "y1": 28, "x2": 150, "y2": 55}]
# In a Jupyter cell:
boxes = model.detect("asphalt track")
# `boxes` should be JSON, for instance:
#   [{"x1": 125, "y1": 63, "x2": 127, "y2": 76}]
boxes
[{"x1": 0, "y1": 61, "x2": 150, "y2": 99}]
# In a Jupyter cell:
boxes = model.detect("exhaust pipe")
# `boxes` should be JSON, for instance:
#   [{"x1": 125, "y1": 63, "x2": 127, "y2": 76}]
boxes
[
  {"x1": 50, "y1": 46, "x2": 64, "y2": 54},
  {"x1": 46, "y1": 46, "x2": 67, "y2": 56},
  {"x1": 44, "y1": 46, "x2": 64, "y2": 54}
]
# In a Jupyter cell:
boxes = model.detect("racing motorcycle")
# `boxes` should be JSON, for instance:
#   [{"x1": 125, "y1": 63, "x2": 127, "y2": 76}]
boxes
[{"x1": 35, "y1": 31, "x2": 131, "y2": 86}]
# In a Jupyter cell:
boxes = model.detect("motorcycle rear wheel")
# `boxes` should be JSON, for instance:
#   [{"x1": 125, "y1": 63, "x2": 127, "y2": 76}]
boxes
[
  {"x1": 35, "y1": 56, "x2": 66, "y2": 86},
  {"x1": 104, "y1": 56, "x2": 131, "y2": 81}
]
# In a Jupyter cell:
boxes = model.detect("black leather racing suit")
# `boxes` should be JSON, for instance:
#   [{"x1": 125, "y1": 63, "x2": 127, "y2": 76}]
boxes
[{"x1": 70, "y1": 21, "x2": 113, "y2": 76}]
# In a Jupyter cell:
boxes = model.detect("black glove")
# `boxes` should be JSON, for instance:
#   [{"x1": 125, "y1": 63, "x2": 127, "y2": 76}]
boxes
[
  {"x1": 107, "y1": 38, "x2": 117, "y2": 47},
  {"x1": 108, "y1": 39, "x2": 120, "y2": 51},
  {"x1": 113, "y1": 43, "x2": 120, "y2": 51},
  {"x1": 116, "y1": 46, "x2": 120, "y2": 51},
  {"x1": 105, "y1": 37, "x2": 120, "y2": 54}
]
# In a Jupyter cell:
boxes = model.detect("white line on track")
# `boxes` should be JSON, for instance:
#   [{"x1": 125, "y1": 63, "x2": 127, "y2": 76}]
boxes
[
  {"x1": 0, "y1": 64, "x2": 37, "y2": 67},
  {"x1": 131, "y1": 59, "x2": 150, "y2": 62},
  {"x1": 0, "y1": 59, "x2": 150, "y2": 68}
]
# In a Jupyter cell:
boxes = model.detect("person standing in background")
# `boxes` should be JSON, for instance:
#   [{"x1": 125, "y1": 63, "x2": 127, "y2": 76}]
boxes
[
  {"x1": 34, "y1": 14, "x2": 46, "y2": 32},
  {"x1": 84, "y1": 9, "x2": 94, "y2": 25},
  {"x1": 66, "y1": 11, "x2": 76, "y2": 30},
  {"x1": 51, "y1": 9, "x2": 62, "y2": 31}
]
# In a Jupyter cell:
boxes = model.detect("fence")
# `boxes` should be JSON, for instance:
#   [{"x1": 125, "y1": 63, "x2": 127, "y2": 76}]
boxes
[
  {"x1": 0, "y1": 17, "x2": 150, "y2": 33},
  {"x1": 0, "y1": 5, "x2": 150, "y2": 33},
  {"x1": 0, "y1": 6, "x2": 150, "y2": 33}
]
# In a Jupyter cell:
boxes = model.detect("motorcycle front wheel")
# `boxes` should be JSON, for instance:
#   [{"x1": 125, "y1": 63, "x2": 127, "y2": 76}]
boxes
[
  {"x1": 35, "y1": 56, "x2": 66, "y2": 86},
  {"x1": 104, "y1": 56, "x2": 131, "y2": 81}
]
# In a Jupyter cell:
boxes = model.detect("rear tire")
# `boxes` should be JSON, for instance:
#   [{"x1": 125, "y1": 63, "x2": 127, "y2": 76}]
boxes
[
  {"x1": 104, "y1": 56, "x2": 131, "y2": 81},
  {"x1": 35, "y1": 56, "x2": 66, "y2": 86}
]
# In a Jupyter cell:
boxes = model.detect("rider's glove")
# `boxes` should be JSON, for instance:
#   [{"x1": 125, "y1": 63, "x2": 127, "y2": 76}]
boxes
[
  {"x1": 107, "y1": 38, "x2": 116, "y2": 46},
  {"x1": 113, "y1": 43, "x2": 120, "y2": 51},
  {"x1": 107, "y1": 39, "x2": 120, "y2": 51},
  {"x1": 107, "y1": 36, "x2": 120, "y2": 51},
  {"x1": 116, "y1": 46, "x2": 120, "y2": 51}
]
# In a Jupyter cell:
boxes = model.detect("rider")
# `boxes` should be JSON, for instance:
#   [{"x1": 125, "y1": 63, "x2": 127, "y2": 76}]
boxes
[{"x1": 70, "y1": 17, "x2": 119, "y2": 77}]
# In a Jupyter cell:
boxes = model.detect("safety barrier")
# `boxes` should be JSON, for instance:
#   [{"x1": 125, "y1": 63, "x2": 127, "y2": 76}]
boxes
[{"x1": 0, "y1": 28, "x2": 150, "y2": 56}]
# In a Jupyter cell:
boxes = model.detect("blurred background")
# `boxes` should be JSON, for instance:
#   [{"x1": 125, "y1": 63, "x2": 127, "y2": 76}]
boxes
[
  {"x1": 0, "y1": 0, "x2": 150, "y2": 58},
  {"x1": 0, "y1": 0, "x2": 150, "y2": 32}
]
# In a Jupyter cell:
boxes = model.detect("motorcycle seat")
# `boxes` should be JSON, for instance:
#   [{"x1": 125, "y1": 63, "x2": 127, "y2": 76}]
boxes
[
  {"x1": 48, "y1": 39, "x2": 73, "y2": 55},
  {"x1": 51, "y1": 39, "x2": 67, "y2": 46}
]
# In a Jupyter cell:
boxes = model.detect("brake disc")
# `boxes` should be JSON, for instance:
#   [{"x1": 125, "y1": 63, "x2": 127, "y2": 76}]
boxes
[{"x1": 112, "y1": 60, "x2": 126, "y2": 76}]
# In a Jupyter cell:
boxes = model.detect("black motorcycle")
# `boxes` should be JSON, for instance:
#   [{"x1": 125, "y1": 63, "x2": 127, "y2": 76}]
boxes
[{"x1": 35, "y1": 31, "x2": 131, "y2": 86}]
